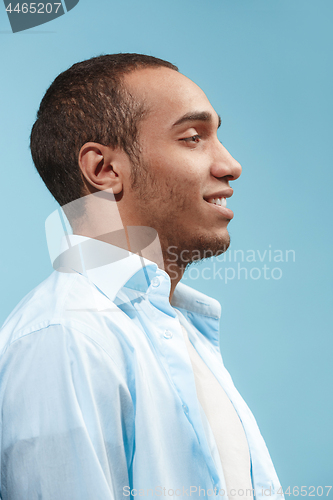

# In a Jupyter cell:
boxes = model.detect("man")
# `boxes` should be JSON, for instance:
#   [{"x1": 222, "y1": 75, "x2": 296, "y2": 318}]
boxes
[{"x1": 0, "y1": 54, "x2": 283, "y2": 499}]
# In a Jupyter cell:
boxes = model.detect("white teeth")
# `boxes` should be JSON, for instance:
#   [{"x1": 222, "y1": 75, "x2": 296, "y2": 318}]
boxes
[{"x1": 207, "y1": 197, "x2": 227, "y2": 207}]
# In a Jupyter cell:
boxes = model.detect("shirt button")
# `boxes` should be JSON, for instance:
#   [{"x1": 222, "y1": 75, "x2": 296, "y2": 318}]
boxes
[
  {"x1": 163, "y1": 330, "x2": 173, "y2": 339},
  {"x1": 151, "y1": 277, "x2": 160, "y2": 288},
  {"x1": 182, "y1": 403, "x2": 189, "y2": 414}
]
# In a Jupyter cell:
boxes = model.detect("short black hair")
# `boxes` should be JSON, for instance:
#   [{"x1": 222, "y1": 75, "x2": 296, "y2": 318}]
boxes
[{"x1": 30, "y1": 53, "x2": 178, "y2": 207}]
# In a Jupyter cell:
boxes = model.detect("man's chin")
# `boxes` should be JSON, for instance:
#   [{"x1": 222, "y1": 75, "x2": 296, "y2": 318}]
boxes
[
  {"x1": 189, "y1": 235, "x2": 230, "y2": 263},
  {"x1": 164, "y1": 234, "x2": 231, "y2": 269}
]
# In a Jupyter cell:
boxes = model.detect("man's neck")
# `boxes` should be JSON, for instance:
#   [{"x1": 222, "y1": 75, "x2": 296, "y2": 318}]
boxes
[{"x1": 73, "y1": 227, "x2": 185, "y2": 303}]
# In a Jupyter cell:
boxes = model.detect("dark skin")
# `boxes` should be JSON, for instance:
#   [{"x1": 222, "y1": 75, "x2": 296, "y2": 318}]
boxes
[{"x1": 77, "y1": 67, "x2": 242, "y2": 301}]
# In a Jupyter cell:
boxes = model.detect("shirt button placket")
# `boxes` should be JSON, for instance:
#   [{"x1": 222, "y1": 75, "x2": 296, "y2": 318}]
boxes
[{"x1": 182, "y1": 403, "x2": 189, "y2": 414}]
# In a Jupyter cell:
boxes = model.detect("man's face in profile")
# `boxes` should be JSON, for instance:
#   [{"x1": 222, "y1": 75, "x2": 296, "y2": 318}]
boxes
[{"x1": 122, "y1": 68, "x2": 242, "y2": 269}]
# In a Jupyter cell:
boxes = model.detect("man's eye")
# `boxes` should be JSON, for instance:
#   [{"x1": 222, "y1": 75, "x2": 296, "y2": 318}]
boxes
[{"x1": 180, "y1": 135, "x2": 201, "y2": 144}]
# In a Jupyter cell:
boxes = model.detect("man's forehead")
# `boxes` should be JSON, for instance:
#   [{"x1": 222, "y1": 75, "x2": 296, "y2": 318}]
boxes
[
  {"x1": 124, "y1": 67, "x2": 216, "y2": 126},
  {"x1": 124, "y1": 66, "x2": 196, "y2": 93}
]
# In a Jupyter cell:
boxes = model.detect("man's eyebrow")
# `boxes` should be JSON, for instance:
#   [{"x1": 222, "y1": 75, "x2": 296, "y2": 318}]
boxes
[{"x1": 172, "y1": 111, "x2": 221, "y2": 129}]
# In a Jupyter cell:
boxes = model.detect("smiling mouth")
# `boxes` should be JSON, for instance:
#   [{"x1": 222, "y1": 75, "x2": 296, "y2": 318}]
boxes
[
  {"x1": 203, "y1": 195, "x2": 234, "y2": 220},
  {"x1": 205, "y1": 197, "x2": 227, "y2": 208}
]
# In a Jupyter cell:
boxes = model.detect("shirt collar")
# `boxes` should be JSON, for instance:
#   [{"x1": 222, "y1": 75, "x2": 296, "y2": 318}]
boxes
[{"x1": 54, "y1": 235, "x2": 221, "y2": 320}]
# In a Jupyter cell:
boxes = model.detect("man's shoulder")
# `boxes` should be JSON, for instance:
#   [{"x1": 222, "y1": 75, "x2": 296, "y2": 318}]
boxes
[{"x1": 0, "y1": 270, "x2": 126, "y2": 357}]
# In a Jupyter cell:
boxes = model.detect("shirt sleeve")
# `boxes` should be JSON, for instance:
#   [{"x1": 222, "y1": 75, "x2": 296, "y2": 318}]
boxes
[{"x1": 0, "y1": 323, "x2": 135, "y2": 500}]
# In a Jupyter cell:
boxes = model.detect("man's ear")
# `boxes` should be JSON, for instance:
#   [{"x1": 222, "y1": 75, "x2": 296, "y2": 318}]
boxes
[{"x1": 78, "y1": 143, "x2": 129, "y2": 195}]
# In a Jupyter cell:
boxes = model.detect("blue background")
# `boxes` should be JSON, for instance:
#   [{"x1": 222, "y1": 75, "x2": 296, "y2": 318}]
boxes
[{"x1": 1, "y1": 0, "x2": 332, "y2": 493}]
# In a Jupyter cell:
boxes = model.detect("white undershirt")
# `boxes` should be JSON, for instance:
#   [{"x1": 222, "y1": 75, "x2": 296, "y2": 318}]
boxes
[{"x1": 180, "y1": 322, "x2": 253, "y2": 500}]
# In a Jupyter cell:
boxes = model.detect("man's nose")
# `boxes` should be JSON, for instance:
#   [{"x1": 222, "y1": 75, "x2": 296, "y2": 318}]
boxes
[{"x1": 211, "y1": 142, "x2": 242, "y2": 181}]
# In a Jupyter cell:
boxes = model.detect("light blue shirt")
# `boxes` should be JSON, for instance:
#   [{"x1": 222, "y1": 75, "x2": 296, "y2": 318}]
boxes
[{"x1": 0, "y1": 235, "x2": 283, "y2": 499}]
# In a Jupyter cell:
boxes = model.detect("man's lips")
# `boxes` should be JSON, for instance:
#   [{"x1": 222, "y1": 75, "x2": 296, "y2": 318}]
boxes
[
  {"x1": 203, "y1": 188, "x2": 234, "y2": 219},
  {"x1": 203, "y1": 188, "x2": 234, "y2": 201},
  {"x1": 204, "y1": 199, "x2": 234, "y2": 219}
]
